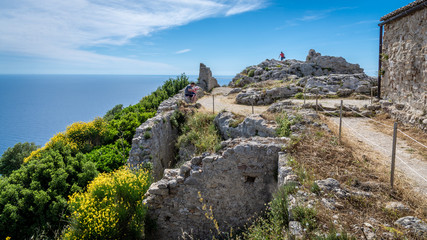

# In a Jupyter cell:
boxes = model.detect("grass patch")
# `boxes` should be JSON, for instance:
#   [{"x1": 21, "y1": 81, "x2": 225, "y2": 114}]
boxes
[
  {"x1": 176, "y1": 112, "x2": 222, "y2": 154},
  {"x1": 295, "y1": 92, "x2": 304, "y2": 99},
  {"x1": 229, "y1": 114, "x2": 245, "y2": 128}
]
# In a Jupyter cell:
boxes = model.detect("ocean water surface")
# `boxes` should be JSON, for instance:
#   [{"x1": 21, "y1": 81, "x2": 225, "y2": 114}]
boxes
[{"x1": 0, "y1": 75, "x2": 232, "y2": 155}]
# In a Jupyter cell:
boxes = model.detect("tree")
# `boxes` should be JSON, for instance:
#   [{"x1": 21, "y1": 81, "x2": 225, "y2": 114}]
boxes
[{"x1": 0, "y1": 142, "x2": 39, "y2": 176}]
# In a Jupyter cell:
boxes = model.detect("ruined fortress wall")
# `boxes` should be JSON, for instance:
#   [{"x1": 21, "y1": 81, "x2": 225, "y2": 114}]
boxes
[
  {"x1": 144, "y1": 138, "x2": 284, "y2": 239},
  {"x1": 382, "y1": 7, "x2": 427, "y2": 113}
]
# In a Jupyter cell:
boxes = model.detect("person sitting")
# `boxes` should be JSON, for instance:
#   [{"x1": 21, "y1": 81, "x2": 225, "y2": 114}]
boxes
[{"x1": 184, "y1": 82, "x2": 198, "y2": 103}]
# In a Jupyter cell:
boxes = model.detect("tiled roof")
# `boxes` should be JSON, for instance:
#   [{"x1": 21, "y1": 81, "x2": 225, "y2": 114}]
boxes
[{"x1": 380, "y1": 0, "x2": 427, "y2": 21}]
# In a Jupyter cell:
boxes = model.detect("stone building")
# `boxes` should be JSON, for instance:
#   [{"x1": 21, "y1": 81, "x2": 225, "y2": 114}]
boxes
[{"x1": 379, "y1": 0, "x2": 427, "y2": 116}]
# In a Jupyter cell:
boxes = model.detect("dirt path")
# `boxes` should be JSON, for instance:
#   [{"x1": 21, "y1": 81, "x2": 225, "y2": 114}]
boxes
[
  {"x1": 197, "y1": 87, "x2": 269, "y2": 115},
  {"x1": 197, "y1": 87, "x2": 427, "y2": 197},
  {"x1": 329, "y1": 117, "x2": 427, "y2": 197}
]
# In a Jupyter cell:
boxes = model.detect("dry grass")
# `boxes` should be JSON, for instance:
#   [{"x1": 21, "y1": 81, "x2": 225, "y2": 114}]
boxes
[{"x1": 288, "y1": 119, "x2": 427, "y2": 239}]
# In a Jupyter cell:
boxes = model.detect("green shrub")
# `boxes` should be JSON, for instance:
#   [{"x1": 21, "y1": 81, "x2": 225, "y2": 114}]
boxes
[
  {"x1": 144, "y1": 131, "x2": 151, "y2": 139},
  {"x1": 294, "y1": 92, "x2": 304, "y2": 99},
  {"x1": 248, "y1": 69, "x2": 255, "y2": 77},
  {"x1": 0, "y1": 144, "x2": 99, "y2": 240},
  {"x1": 177, "y1": 112, "x2": 222, "y2": 154},
  {"x1": 0, "y1": 74, "x2": 190, "y2": 239},
  {"x1": 84, "y1": 139, "x2": 131, "y2": 173},
  {"x1": 243, "y1": 183, "x2": 297, "y2": 239},
  {"x1": 0, "y1": 142, "x2": 39, "y2": 176},
  {"x1": 63, "y1": 167, "x2": 151, "y2": 239},
  {"x1": 310, "y1": 182, "x2": 321, "y2": 195},
  {"x1": 103, "y1": 104, "x2": 123, "y2": 122},
  {"x1": 292, "y1": 205, "x2": 317, "y2": 232},
  {"x1": 276, "y1": 113, "x2": 302, "y2": 137}
]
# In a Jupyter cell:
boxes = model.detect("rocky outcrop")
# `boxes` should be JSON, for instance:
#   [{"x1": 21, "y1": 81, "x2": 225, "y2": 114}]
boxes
[
  {"x1": 198, "y1": 63, "x2": 220, "y2": 92},
  {"x1": 144, "y1": 137, "x2": 286, "y2": 239},
  {"x1": 230, "y1": 49, "x2": 365, "y2": 88},
  {"x1": 214, "y1": 111, "x2": 277, "y2": 139},
  {"x1": 394, "y1": 216, "x2": 427, "y2": 237},
  {"x1": 234, "y1": 73, "x2": 375, "y2": 106},
  {"x1": 300, "y1": 73, "x2": 375, "y2": 95},
  {"x1": 305, "y1": 49, "x2": 364, "y2": 74},
  {"x1": 236, "y1": 85, "x2": 302, "y2": 105}
]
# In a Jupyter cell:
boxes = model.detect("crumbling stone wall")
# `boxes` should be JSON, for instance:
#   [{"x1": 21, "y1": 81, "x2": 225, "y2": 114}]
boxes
[
  {"x1": 127, "y1": 110, "x2": 179, "y2": 180},
  {"x1": 144, "y1": 137, "x2": 285, "y2": 239},
  {"x1": 127, "y1": 93, "x2": 182, "y2": 180},
  {"x1": 382, "y1": 7, "x2": 427, "y2": 115}
]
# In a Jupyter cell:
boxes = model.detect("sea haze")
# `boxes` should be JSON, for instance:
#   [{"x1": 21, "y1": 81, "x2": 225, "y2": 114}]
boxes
[{"x1": 0, "y1": 75, "x2": 232, "y2": 155}]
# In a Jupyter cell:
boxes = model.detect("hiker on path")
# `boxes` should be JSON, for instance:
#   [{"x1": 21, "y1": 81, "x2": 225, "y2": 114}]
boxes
[
  {"x1": 184, "y1": 82, "x2": 198, "y2": 103},
  {"x1": 279, "y1": 51, "x2": 285, "y2": 61}
]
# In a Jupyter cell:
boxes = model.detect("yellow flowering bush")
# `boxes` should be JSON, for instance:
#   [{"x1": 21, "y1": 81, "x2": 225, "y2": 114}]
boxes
[
  {"x1": 24, "y1": 118, "x2": 110, "y2": 163},
  {"x1": 63, "y1": 167, "x2": 151, "y2": 239}
]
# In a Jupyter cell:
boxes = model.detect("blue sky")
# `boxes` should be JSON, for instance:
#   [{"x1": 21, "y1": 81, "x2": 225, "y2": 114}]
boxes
[{"x1": 0, "y1": 0, "x2": 414, "y2": 76}]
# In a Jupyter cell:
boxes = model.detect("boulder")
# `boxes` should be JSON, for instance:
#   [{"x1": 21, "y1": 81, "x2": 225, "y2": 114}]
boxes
[
  {"x1": 394, "y1": 216, "x2": 427, "y2": 236},
  {"x1": 214, "y1": 111, "x2": 277, "y2": 140}
]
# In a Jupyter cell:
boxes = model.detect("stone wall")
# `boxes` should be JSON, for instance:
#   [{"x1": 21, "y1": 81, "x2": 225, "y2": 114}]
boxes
[
  {"x1": 144, "y1": 137, "x2": 286, "y2": 239},
  {"x1": 127, "y1": 93, "x2": 182, "y2": 180},
  {"x1": 382, "y1": 7, "x2": 427, "y2": 117}
]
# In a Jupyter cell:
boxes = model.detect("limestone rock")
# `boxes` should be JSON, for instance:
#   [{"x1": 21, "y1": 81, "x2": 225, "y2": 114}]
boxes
[
  {"x1": 214, "y1": 111, "x2": 277, "y2": 139},
  {"x1": 289, "y1": 221, "x2": 303, "y2": 238},
  {"x1": 385, "y1": 201, "x2": 410, "y2": 212},
  {"x1": 230, "y1": 50, "x2": 368, "y2": 88},
  {"x1": 394, "y1": 216, "x2": 427, "y2": 236},
  {"x1": 305, "y1": 49, "x2": 364, "y2": 74},
  {"x1": 198, "y1": 63, "x2": 219, "y2": 92}
]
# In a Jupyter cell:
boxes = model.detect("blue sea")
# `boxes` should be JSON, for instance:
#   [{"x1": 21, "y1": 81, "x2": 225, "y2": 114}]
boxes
[{"x1": 0, "y1": 75, "x2": 232, "y2": 155}]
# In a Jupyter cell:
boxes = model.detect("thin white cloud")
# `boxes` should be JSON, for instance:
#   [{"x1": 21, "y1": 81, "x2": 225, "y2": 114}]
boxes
[
  {"x1": 175, "y1": 49, "x2": 191, "y2": 54},
  {"x1": 278, "y1": 7, "x2": 355, "y2": 28},
  {"x1": 0, "y1": 0, "x2": 267, "y2": 72}
]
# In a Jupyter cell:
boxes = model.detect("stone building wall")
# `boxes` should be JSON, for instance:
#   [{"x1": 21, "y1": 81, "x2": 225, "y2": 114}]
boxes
[
  {"x1": 144, "y1": 137, "x2": 285, "y2": 239},
  {"x1": 381, "y1": 7, "x2": 427, "y2": 115}
]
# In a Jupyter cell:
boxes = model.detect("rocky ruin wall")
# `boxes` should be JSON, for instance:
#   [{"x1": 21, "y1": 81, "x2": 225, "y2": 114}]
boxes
[
  {"x1": 127, "y1": 110, "x2": 179, "y2": 180},
  {"x1": 145, "y1": 139, "x2": 283, "y2": 239},
  {"x1": 382, "y1": 7, "x2": 427, "y2": 113}
]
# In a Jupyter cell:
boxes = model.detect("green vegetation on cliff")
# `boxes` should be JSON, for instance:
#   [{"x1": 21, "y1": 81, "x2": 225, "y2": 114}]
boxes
[{"x1": 0, "y1": 74, "x2": 189, "y2": 240}]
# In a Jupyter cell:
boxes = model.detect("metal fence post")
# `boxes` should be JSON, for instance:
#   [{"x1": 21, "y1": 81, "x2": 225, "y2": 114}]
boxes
[
  {"x1": 316, "y1": 95, "x2": 318, "y2": 112},
  {"x1": 391, "y1": 122, "x2": 398, "y2": 188},
  {"x1": 252, "y1": 102, "x2": 254, "y2": 114},
  {"x1": 212, "y1": 95, "x2": 215, "y2": 114},
  {"x1": 339, "y1": 100, "x2": 343, "y2": 143},
  {"x1": 303, "y1": 90, "x2": 306, "y2": 105}
]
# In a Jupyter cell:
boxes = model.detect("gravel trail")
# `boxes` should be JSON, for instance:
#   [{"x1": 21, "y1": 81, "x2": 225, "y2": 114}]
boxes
[
  {"x1": 330, "y1": 117, "x2": 427, "y2": 196},
  {"x1": 197, "y1": 87, "x2": 427, "y2": 196}
]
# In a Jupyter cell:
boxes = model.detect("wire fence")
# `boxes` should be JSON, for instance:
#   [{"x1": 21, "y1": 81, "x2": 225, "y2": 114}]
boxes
[
  {"x1": 207, "y1": 92, "x2": 427, "y2": 186},
  {"x1": 315, "y1": 98, "x2": 427, "y2": 186}
]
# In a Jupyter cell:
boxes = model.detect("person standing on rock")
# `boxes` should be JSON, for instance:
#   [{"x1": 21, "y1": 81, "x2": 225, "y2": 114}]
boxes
[
  {"x1": 279, "y1": 51, "x2": 285, "y2": 61},
  {"x1": 184, "y1": 82, "x2": 198, "y2": 103}
]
